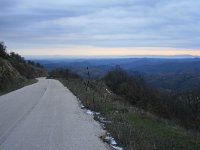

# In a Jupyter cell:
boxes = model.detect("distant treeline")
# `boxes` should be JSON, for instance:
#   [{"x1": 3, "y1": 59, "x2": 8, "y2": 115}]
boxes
[
  {"x1": 48, "y1": 68, "x2": 80, "y2": 79},
  {"x1": 104, "y1": 66, "x2": 200, "y2": 131}
]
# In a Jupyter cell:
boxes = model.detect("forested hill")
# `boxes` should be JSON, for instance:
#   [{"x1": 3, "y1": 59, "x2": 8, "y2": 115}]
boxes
[{"x1": 0, "y1": 42, "x2": 47, "y2": 94}]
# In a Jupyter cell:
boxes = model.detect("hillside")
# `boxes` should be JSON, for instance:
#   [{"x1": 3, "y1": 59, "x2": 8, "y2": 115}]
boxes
[{"x1": 0, "y1": 42, "x2": 47, "y2": 94}]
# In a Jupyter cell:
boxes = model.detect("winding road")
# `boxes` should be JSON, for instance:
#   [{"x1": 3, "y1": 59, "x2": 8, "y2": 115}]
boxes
[{"x1": 0, "y1": 78, "x2": 108, "y2": 150}]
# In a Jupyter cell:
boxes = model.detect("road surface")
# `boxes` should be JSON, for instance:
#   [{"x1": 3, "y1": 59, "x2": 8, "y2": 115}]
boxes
[{"x1": 0, "y1": 78, "x2": 108, "y2": 150}]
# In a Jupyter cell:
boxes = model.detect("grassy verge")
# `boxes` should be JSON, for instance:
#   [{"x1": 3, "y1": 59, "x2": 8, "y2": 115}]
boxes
[
  {"x1": 0, "y1": 79, "x2": 37, "y2": 96},
  {"x1": 60, "y1": 78, "x2": 200, "y2": 150}
]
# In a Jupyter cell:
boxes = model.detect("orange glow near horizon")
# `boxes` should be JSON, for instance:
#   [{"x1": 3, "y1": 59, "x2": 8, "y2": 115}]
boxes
[{"x1": 16, "y1": 47, "x2": 200, "y2": 56}]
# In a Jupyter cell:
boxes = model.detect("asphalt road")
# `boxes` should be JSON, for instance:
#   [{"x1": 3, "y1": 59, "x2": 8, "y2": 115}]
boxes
[{"x1": 0, "y1": 78, "x2": 108, "y2": 150}]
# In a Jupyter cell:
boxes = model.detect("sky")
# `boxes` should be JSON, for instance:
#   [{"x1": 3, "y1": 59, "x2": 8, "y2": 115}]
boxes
[{"x1": 1, "y1": 0, "x2": 200, "y2": 56}]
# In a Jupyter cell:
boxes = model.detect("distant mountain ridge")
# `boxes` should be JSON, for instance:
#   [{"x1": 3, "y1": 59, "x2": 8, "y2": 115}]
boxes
[{"x1": 25, "y1": 54, "x2": 200, "y2": 60}]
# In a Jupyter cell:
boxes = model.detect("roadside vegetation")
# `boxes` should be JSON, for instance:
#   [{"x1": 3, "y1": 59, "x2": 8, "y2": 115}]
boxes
[
  {"x1": 49, "y1": 67, "x2": 200, "y2": 150},
  {"x1": 104, "y1": 66, "x2": 200, "y2": 131},
  {"x1": 0, "y1": 41, "x2": 47, "y2": 95}
]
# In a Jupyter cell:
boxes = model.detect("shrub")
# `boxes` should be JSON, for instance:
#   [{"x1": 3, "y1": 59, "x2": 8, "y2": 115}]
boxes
[
  {"x1": 49, "y1": 68, "x2": 80, "y2": 80},
  {"x1": 0, "y1": 42, "x2": 9, "y2": 59}
]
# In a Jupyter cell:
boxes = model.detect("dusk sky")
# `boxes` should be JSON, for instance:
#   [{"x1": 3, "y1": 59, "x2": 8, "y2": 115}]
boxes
[{"x1": 1, "y1": 0, "x2": 200, "y2": 56}]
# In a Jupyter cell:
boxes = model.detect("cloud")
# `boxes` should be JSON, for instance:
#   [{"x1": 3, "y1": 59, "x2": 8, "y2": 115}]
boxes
[{"x1": 0, "y1": 0, "x2": 200, "y2": 53}]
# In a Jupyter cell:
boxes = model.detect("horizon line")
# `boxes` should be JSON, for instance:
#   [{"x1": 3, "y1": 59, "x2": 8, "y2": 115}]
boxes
[{"x1": 23, "y1": 54, "x2": 200, "y2": 59}]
